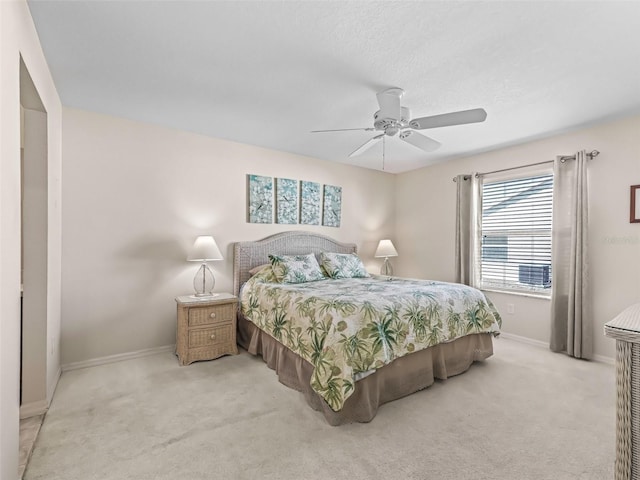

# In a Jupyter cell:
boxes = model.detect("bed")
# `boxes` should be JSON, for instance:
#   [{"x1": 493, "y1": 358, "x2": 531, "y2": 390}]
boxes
[{"x1": 233, "y1": 231, "x2": 501, "y2": 425}]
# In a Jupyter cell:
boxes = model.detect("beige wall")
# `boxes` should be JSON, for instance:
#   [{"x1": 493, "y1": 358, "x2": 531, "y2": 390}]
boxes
[
  {"x1": 396, "y1": 114, "x2": 640, "y2": 360},
  {"x1": 61, "y1": 107, "x2": 396, "y2": 365},
  {"x1": 0, "y1": 1, "x2": 62, "y2": 477}
]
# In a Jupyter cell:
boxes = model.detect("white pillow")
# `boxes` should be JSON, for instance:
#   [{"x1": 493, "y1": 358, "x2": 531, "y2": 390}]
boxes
[
  {"x1": 319, "y1": 252, "x2": 370, "y2": 279},
  {"x1": 268, "y1": 253, "x2": 326, "y2": 283}
]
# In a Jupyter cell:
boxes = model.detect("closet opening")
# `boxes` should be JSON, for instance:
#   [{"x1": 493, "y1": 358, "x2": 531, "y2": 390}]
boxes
[{"x1": 19, "y1": 55, "x2": 48, "y2": 476}]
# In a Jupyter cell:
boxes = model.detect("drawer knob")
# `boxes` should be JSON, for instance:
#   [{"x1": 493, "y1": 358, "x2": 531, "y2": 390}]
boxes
[
  {"x1": 210, "y1": 334, "x2": 216, "y2": 340},
  {"x1": 209, "y1": 312, "x2": 216, "y2": 319}
]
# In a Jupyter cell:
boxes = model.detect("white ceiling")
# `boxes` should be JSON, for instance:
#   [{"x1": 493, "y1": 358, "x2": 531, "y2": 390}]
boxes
[{"x1": 27, "y1": 1, "x2": 640, "y2": 173}]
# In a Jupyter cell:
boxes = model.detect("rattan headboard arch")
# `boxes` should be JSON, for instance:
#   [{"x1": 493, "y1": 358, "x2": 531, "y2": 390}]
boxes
[{"x1": 233, "y1": 231, "x2": 357, "y2": 296}]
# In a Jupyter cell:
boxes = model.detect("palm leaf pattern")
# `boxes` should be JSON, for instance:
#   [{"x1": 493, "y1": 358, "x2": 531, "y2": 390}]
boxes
[
  {"x1": 403, "y1": 301, "x2": 428, "y2": 341},
  {"x1": 367, "y1": 315, "x2": 399, "y2": 362},
  {"x1": 320, "y1": 252, "x2": 369, "y2": 279},
  {"x1": 338, "y1": 332, "x2": 370, "y2": 368},
  {"x1": 317, "y1": 297, "x2": 357, "y2": 317},
  {"x1": 270, "y1": 306, "x2": 287, "y2": 341},
  {"x1": 447, "y1": 306, "x2": 463, "y2": 339},
  {"x1": 240, "y1": 268, "x2": 501, "y2": 411}
]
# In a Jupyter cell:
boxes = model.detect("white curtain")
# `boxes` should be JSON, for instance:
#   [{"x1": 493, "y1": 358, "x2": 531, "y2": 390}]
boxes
[
  {"x1": 455, "y1": 174, "x2": 481, "y2": 287},
  {"x1": 550, "y1": 150, "x2": 592, "y2": 359}
]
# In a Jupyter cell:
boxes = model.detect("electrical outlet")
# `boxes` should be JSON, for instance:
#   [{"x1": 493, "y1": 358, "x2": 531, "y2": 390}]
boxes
[{"x1": 507, "y1": 303, "x2": 515, "y2": 314}]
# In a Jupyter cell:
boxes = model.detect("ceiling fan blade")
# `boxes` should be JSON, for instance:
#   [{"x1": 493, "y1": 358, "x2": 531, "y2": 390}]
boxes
[
  {"x1": 409, "y1": 108, "x2": 487, "y2": 130},
  {"x1": 349, "y1": 134, "x2": 384, "y2": 157},
  {"x1": 399, "y1": 130, "x2": 441, "y2": 152},
  {"x1": 376, "y1": 87, "x2": 404, "y2": 120},
  {"x1": 311, "y1": 127, "x2": 375, "y2": 133}
]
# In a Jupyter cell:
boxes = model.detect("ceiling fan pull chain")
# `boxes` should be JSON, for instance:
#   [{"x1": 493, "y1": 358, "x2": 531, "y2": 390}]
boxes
[{"x1": 382, "y1": 135, "x2": 386, "y2": 171}]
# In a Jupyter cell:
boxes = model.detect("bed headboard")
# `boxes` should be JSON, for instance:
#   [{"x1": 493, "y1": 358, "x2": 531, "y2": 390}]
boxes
[{"x1": 233, "y1": 231, "x2": 357, "y2": 296}]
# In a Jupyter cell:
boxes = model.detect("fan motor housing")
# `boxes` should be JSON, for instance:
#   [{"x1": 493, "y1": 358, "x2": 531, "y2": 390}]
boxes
[{"x1": 374, "y1": 107, "x2": 411, "y2": 133}]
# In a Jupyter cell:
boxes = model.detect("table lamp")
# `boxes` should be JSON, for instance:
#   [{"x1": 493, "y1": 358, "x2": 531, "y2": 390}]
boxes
[
  {"x1": 187, "y1": 236, "x2": 223, "y2": 297},
  {"x1": 374, "y1": 239, "x2": 398, "y2": 276}
]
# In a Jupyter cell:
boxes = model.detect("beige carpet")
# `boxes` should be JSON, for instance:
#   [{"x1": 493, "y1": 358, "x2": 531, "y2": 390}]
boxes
[{"x1": 25, "y1": 337, "x2": 615, "y2": 480}]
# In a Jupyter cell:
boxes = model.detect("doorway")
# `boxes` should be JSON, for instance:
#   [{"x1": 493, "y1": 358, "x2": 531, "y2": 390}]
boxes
[{"x1": 19, "y1": 56, "x2": 49, "y2": 417}]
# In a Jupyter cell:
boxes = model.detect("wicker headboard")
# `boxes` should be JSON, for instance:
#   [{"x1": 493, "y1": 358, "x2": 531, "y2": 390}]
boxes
[{"x1": 233, "y1": 231, "x2": 357, "y2": 296}]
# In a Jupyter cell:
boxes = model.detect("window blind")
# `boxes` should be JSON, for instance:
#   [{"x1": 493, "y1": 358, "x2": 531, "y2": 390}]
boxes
[{"x1": 480, "y1": 173, "x2": 553, "y2": 293}]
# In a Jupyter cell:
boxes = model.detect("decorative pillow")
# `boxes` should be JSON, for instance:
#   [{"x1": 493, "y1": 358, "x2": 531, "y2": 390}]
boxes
[
  {"x1": 249, "y1": 264, "x2": 271, "y2": 276},
  {"x1": 319, "y1": 252, "x2": 370, "y2": 279},
  {"x1": 268, "y1": 253, "x2": 326, "y2": 284},
  {"x1": 250, "y1": 264, "x2": 277, "y2": 283}
]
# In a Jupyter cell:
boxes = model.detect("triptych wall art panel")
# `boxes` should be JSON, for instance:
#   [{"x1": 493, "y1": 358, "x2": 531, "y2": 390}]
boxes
[
  {"x1": 322, "y1": 185, "x2": 342, "y2": 228},
  {"x1": 247, "y1": 174, "x2": 341, "y2": 227},
  {"x1": 300, "y1": 181, "x2": 321, "y2": 225},
  {"x1": 247, "y1": 174, "x2": 273, "y2": 224},
  {"x1": 276, "y1": 178, "x2": 299, "y2": 224}
]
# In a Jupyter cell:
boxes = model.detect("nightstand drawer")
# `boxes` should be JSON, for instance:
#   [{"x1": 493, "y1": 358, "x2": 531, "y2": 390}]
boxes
[
  {"x1": 188, "y1": 325, "x2": 234, "y2": 348},
  {"x1": 188, "y1": 303, "x2": 235, "y2": 327}
]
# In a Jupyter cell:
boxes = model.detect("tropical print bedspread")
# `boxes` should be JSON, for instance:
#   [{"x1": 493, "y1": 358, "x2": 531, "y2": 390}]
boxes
[{"x1": 240, "y1": 268, "x2": 502, "y2": 411}]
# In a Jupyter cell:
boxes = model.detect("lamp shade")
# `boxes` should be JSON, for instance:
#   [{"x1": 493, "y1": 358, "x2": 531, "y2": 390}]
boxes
[
  {"x1": 187, "y1": 236, "x2": 223, "y2": 262},
  {"x1": 374, "y1": 239, "x2": 398, "y2": 258}
]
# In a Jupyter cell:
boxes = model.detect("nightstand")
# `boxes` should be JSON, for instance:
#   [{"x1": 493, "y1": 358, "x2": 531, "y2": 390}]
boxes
[{"x1": 175, "y1": 293, "x2": 239, "y2": 366}]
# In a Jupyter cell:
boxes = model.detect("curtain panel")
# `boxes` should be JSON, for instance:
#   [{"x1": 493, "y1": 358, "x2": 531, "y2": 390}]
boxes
[
  {"x1": 455, "y1": 174, "x2": 481, "y2": 287},
  {"x1": 550, "y1": 150, "x2": 592, "y2": 359}
]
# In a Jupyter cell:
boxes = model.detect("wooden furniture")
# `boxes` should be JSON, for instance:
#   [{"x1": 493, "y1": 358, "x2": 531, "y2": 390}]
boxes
[
  {"x1": 175, "y1": 293, "x2": 238, "y2": 366},
  {"x1": 605, "y1": 303, "x2": 640, "y2": 480},
  {"x1": 233, "y1": 231, "x2": 496, "y2": 425}
]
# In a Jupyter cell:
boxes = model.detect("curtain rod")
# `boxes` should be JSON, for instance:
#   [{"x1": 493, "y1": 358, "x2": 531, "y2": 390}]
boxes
[{"x1": 452, "y1": 150, "x2": 600, "y2": 182}]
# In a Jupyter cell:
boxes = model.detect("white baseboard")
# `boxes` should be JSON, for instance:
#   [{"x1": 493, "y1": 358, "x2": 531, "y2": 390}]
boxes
[
  {"x1": 47, "y1": 366, "x2": 62, "y2": 405},
  {"x1": 20, "y1": 399, "x2": 48, "y2": 419},
  {"x1": 20, "y1": 367, "x2": 61, "y2": 419},
  {"x1": 499, "y1": 332, "x2": 548, "y2": 349},
  {"x1": 61, "y1": 344, "x2": 175, "y2": 372},
  {"x1": 593, "y1": 353, "x2": 615, "y2": 366},
  {"x1": 499, "y1": 332, "x2": 614, "y2": 365}
]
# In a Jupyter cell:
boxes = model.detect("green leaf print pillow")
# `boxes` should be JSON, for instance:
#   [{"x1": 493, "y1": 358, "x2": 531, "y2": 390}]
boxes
[
  {"x1": 268, "y1": 253, "x2": 326, "y2": 284},
  {"x1": 319, "y1": 252, "x2": 370, "y2": 279}
]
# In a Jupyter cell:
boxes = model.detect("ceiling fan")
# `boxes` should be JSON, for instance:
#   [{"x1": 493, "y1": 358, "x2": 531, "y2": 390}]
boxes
[{"x1": 311, "y1": 87, "x2": 487, "y2": 158}]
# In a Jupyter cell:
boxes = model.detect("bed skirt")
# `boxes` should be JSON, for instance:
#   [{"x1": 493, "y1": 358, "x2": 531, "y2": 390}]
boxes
[{"x1": 237, "y1": 313, "x2": 494, "y2": 425}]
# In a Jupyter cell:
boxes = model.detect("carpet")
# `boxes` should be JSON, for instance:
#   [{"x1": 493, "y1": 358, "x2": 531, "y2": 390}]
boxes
[{"x1": 24, "y1": 337, "x2": 615, "y2": 480}]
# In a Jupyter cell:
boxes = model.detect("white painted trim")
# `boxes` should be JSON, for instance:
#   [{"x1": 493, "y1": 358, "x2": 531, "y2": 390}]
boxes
[
  {"x1": 62, "y1": 344, "x2": 175, "y2": 372},
  {"x1": 499, "y1": 332, "x2": 548, "y2": 349},
  {"x1": 20, "y1": 400, "x2": 48, "y2": 419},
  {"x1": 47, "y1": 367, "x2": 62, "y2": 405},
  {"x1": 482, "y1": 288, "x2": 552, "y2": 301},
  {"x1": 499, "y1": 332, "x2": 615, "y2": 365},
  {"x1": 20, "y1": 369, "x2": 61, "y2": 420},
  {"x1": 593, "y1": 353, "x2": 615, "y2": 366}
]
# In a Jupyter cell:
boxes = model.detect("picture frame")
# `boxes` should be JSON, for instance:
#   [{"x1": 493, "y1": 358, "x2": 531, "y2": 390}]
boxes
[
  {"x1": 276, "y1": 178, "x2": 299, "y2": 224},
  {"x1": 247, "y1": 174, "x2": 273, "y2": 224},
  {"x1": 300, "y1": 181, "x2": 321, "y2": 225},
  {"x1": 632, "y1": 185, "x2": 640, "y2": 223},
  {"x1": 322, "y1": 184, "x2": 342, "y2": 227}
]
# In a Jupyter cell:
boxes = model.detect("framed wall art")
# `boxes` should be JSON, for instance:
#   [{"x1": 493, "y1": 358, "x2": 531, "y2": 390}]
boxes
[
  {"x1": 631, "y1": 184, "x2": 640, "y2": 223},
  {"x1": 276, "y1": 178, "x2": 299, "y2": 224},
  {"x1": 322, "y1": 184, "x2": 342, "y2": 227},
  {"x1": 300, "y1": 181, "x2": 321, "y2": 225},
  {"x1": 247, "y1": 174, "x2": 273, "y2": 223}
]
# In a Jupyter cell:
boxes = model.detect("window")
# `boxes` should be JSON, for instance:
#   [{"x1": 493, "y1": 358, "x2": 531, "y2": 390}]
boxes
[
  {"x1": 479, "y1": 173, "x2": 553, "y2": 294},
  {"x1": 481, "y1": 235, "x2": 508, "y2": 262}
]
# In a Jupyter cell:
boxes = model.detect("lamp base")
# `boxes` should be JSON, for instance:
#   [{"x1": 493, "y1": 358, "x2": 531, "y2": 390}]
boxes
[
  {"x1": 380, "y1": 257, "x2": 394, "y2": 276},
  {"x1": 193, "y1": 262, "x2": 216, "y2": 297},
  {"x1": 191, "y1": 293, "x2": 220, "y2": 299}
]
